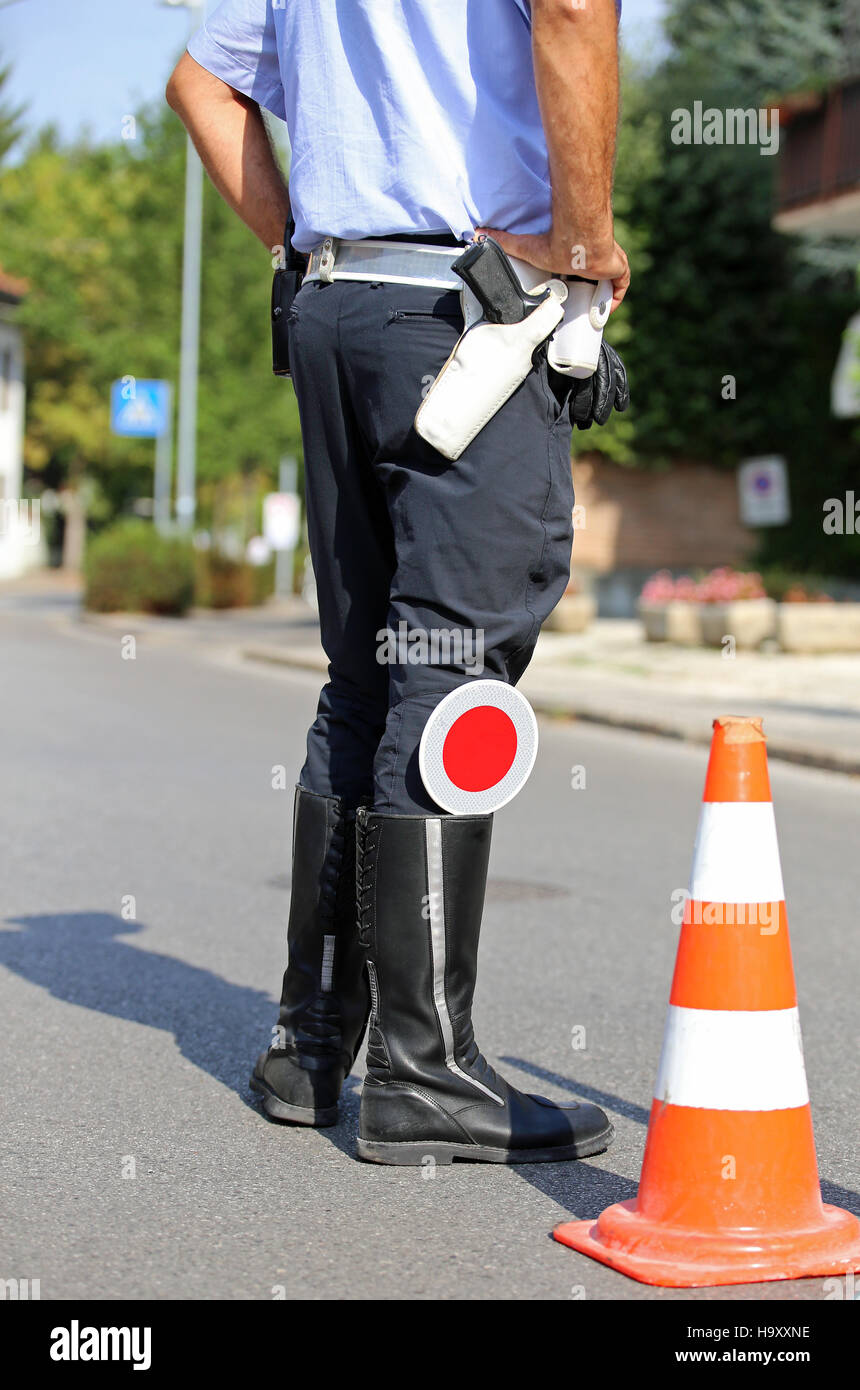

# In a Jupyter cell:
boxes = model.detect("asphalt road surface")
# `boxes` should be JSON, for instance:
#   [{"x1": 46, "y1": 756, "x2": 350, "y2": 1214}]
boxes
[{"x1": 2, "y1": 602, "x2": 858, "y2": 1301}]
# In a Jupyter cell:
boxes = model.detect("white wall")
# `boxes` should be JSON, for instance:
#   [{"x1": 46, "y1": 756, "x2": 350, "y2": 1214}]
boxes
[{"x1": 0, "y1": 316, "x2": 39, "y2": 579}]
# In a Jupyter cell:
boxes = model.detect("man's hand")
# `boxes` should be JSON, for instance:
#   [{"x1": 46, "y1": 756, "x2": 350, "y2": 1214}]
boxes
[
  {"x1": 166, "y1": 51, "x2": 289, "y2": 253},
  {"x1": 475, "y1": 227, "x2": 630, "y2": 311},
  {"x1": 480, "y1": 0, "x2": 629, "y2": 311}
]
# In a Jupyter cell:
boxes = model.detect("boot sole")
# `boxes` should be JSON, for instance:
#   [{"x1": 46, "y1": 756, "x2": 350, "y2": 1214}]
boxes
[
  {"x1": 249, "y1": 1072, "x2": 338, "y2": 1128},
  {"x1": 356, "y1": 1123, "x2": 614, "y2": 1166}
]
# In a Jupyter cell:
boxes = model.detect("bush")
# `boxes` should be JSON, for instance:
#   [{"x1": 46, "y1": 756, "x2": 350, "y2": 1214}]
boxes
[
  {"x1": 194, "y1": 550, "x2": 252, "y2": 609},
  {"x1": 85, "y1": 520, "x2": 195, "y2": 616},
  {"x1": 193, "y1": 551, "x2": 275, "y2": 609},
  {"x1": 250, "y1": 558, "x2": 277, "y2": 606},
  {"x1": 757, "y1": 566, "x2": 835, "y2": 603}
]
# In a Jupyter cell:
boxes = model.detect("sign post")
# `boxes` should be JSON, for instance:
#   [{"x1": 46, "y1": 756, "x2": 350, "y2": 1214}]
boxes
[
  {"x1": 110, "y1": 378, "x2": 173, "y2": 534},
  {"x1": 264, "y1": 456, "x2": 300, "y2": 597}
]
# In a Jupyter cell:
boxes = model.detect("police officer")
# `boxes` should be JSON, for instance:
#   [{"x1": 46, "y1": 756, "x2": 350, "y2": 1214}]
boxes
[{"x1": 167, "y1": 0, "x2": 629, "y2": 1165}]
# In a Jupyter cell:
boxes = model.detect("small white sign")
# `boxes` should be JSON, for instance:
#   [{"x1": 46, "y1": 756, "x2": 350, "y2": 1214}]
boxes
[
  {"x1": 246, "y1": 535, "x2": 272, "y2": 567},
  {"x1": 738, "y1": 456, "x2": 790, "y2": 527},
  {"x1": 832, "y1": 311, "x2": 860, "y2": 419},
  {"x1": 263, "y1": 492, "x2": 300, "y2": 551}
]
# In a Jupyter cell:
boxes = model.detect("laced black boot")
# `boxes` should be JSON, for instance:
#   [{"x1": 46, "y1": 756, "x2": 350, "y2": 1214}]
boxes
[
  {"x1": 355, "y1": 808, "x2": 614, "y2": 1164},
  {"x1": 251, "y1": 787, "x2": 370, "y2": 1126}
]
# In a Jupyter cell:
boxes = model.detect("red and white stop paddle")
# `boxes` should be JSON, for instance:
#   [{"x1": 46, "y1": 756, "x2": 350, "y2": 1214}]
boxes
[{"x1": 418, "y1": 679, "x2": 539, "y2": 815}]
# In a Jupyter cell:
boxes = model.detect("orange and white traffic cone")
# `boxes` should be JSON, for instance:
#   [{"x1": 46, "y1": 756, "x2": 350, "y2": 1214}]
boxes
[{"x1": 554, "y1": 715, "x2": 860, "y2": 1287}]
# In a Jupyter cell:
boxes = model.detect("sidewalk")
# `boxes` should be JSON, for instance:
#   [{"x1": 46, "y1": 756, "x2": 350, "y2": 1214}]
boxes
[
  {"x1": 521, "y1": 622, "x2": 860, "y2": 775},
  {"x1": 6, "y1": 571, "x2": 860, "y2": 776},
  {"x1": 238, "y1": 609, "x2": 860, "y2": 777}
]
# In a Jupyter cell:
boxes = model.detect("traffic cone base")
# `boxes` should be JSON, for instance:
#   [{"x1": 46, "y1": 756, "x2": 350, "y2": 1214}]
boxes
[
  {"x1": 554, "y1": 1101, "x2": 860, "y2": 1287},
  {"x1": 554, "y1": 1201, "x2": 860, "y2": 1289}
]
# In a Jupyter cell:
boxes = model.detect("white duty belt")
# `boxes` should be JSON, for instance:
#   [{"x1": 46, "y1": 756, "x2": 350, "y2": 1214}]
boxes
[
  {"x1": 304, "y1": 236, "x2": 611, "y2": 372},
  {"x1": 303, "y1": 236, "x2": 613, "y2": 459},
  {"x1": 304, "y1": 237, "x2": 462, "y2": 290}
]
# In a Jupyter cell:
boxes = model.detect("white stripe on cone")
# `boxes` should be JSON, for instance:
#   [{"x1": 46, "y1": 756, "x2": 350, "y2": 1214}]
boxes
[
  {"x1": 654, "y1": 1005, "x2": 809, "y2": 1111},
  {"x1": 689, "y1": 802, "x2": 785, "y2": 905}
]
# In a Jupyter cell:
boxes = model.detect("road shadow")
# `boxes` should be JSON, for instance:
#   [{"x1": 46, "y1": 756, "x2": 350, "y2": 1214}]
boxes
[
  {"x1": 7, "y1": 919, "x2": 855, "y2": 1217},
  {"x1": 500, "y1": 1054, "x2": 651, "y2": 1126},
  {"x1": 502, "y1": 1054, "x2": 860, "y2": 1220},
  {"x1": 495, "y1": 1054, "x2": 642, "y2": 1216},
  {"x1": 0, "y1": 911, "x2": 359, "y2": 1151},
  {"x1": 820, "y1": 1180, "x2": 860, "y2": 1218},
  {"x1": 518, "y1": 1157, "x2": 639, "y2": 1220}
]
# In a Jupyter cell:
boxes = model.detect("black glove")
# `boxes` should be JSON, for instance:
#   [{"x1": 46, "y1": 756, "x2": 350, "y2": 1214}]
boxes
[{"x1": 570, "y1": 340, "x2": 630, "y2": 430}]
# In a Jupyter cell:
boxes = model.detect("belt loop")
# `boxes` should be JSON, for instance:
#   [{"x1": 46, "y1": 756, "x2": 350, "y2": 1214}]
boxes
[{"x1": 317, "y1": 236, "x2": 337, "y2": 284}]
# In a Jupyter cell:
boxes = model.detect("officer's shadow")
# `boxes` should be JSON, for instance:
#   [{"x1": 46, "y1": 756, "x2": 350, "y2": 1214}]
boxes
[
  {"x1": 0, "y1": 912, "x2": 628, "y2": 1191},
  {"x1": 0, "y1": 911, "x2": 363, "y2": 1148},
  {"x1": 14, "y1": 914, "x2": 851, "y2": 1225},
  {"x1": 501, "y1": 1054, "x2": 860, "y2": 1221}
]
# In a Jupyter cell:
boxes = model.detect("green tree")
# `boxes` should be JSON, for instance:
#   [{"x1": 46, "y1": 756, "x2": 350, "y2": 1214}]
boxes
[
  {"x1": 0, "y1": 100, "x2": 301, "y2": 557},
  {"x1": 620, "y1": 0, "x2": 859, "y2": 577},
  {"x1": 592, "y1": 58, "x2": 662, "y2": 465},
  {"x1": 663, "y1": 0, "x2": 845, "y2": 98},
  {"x1": 0, "y1": 54, "x2": 24, "y2": 163}
]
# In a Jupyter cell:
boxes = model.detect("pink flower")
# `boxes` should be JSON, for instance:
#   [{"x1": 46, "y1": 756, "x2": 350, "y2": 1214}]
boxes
[
  {"x1": 674, "y1": 576, "x2": 698, "y2": 601},
  {"x1": 640, "y1": 570, "x2": 697, "y2": 603},
  {"x1": 640, "y1": 570, "x2": 677, "y2": 603},
  {"x1": 695, "y1": 568, "x2": 766, "y2": 603}
]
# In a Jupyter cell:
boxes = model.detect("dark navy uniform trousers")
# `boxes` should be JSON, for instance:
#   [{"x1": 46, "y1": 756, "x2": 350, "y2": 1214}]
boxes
[{"x1": 289, "y1": 273, "x2": 575, "y2": 814}]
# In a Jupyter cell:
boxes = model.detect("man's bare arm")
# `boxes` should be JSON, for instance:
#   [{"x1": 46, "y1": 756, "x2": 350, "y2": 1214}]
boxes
[
  {"x1": 479, "y1": 0, "x2": 629, "y2": 309},
  {"x1": 166, "y1": 51, "x2": 290, "y2": 253}
]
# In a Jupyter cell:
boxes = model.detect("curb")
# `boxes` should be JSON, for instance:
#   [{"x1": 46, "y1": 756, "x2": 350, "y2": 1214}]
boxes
[
  {"x1": 542, "y1": 703, "x2": 860, "y2": 778},
  {"x1": 241, "y1": 643, "x2": 860, "y2": 779},
  {"x1": 242, "y1": 644, "x2": 328, "y2": 675}
]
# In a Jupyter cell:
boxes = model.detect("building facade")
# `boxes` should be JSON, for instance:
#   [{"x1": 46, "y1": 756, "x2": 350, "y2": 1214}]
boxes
[{"x1": 0, "y1": 269, "x2": 37, "y2": 579}]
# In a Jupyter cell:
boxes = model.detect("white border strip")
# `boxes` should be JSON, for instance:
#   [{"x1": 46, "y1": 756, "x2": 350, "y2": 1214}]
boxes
[
  {"x1": 419, "y1": 680, "x2": 538, "y2": 815},
  {"x1": 690, "y1": 802, "x2": 785, "y2": 904},
  {"x1": 654, "y1": 1005, "x2": 808, "y2": 1111},
  {"x1": 425, "y1": 820, "x2": 503, "y2": 1105}
]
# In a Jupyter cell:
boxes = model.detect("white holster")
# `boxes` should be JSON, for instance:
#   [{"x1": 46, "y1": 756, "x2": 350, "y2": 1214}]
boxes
[
  {"x1": 414, "y1": 252, "x2": 613, "y2": 461},
  {"x1": 508, "y1": 261, "x2": 612, "y2": 377},
  {"x1": 414, "y1": 278, "x2": 567, "y2": 462}
]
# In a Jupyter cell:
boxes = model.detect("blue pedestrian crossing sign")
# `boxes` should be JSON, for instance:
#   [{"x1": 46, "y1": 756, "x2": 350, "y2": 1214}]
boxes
[{"x1": 110, "y1": 378, "x2": 171, "y2": 438}]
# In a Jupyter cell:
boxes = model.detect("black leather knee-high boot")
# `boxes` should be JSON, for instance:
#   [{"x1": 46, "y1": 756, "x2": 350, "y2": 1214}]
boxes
[
  {"x1": 251, "y1": 787, "x2": 370, "y2": 1126},
  {"x1": 355, "y1": 809, "x2": 614, "y2": 1163}
]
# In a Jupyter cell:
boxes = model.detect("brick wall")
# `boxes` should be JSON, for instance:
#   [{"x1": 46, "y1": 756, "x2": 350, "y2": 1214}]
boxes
[
  {"x1": 568, "y1": 454, "x2": 758, "y2": 616},
  {"x1": 571, "y1": 453, "x2": 757, "y2": 575}
]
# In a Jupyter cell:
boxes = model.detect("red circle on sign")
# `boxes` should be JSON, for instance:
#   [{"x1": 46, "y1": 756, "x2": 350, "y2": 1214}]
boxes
[{"x1": 441, "y1": 705, "x2": 518, "y2": 792}]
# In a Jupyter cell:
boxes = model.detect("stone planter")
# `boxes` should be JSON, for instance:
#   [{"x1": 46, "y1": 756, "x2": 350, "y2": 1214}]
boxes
[
  {"x1": 699, "y1": 598, "x2": 777, "y2": 650},
  {"x1": 639, "y1": 600, "x2": 668, "y2": 642},
  {"x1": 778, "y1": 602, "x2": 860, "y2": 653},
  {"x1": 545, "y1": 592, "x2": 597, "y2": 633},
  {"x1": 638, "y1": 600, "x2": 703, "y2": 646}
]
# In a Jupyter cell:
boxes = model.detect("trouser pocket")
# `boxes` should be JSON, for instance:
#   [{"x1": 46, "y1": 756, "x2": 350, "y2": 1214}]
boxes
[{"x1": 538, "y1": 347, "x2": 576, "y2": 427}]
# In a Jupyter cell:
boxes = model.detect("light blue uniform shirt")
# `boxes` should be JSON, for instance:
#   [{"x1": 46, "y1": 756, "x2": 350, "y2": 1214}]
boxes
[{"x1": 188, "y1": 0, "x2": 559, "y2": 252}]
